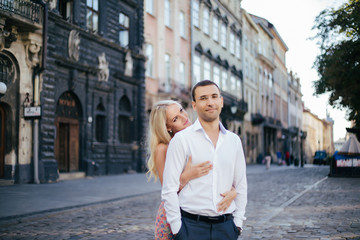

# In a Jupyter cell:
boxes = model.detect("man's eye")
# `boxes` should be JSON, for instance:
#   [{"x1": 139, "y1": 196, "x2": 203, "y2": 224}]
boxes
[{"x1": 180, "y1": 108, "x2": 183, "y2": 112}]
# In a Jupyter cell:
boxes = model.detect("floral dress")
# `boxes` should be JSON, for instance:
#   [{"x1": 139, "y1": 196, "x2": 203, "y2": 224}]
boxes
[{"x1": 155, "y1": 200, "x2": 174, "y2": 240}]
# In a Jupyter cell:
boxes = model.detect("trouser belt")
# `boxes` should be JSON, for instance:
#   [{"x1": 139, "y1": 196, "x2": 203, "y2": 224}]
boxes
[{"x1": 180, "y1": 209, "x2": 233, "y2": 224}]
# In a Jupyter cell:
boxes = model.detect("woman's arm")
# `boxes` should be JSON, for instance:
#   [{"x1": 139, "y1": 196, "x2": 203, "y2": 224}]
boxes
[
  {"x1": 155, "y1": 148, "x2": 212, "y2": 189},
  {"x1": 154, "y1": 143, "x2": 168, "y2": 185},
  {"x1": 217, "y1": 187, "x2": 237, "y2": 212},
  {"x1": 178, "y1": 155, "x2": 212, "y2": 191}
]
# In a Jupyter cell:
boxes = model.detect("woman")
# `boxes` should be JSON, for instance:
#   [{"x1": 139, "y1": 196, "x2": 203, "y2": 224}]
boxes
[{"x1": 147, "y1": 100, "x2": 237, "y2": 240}]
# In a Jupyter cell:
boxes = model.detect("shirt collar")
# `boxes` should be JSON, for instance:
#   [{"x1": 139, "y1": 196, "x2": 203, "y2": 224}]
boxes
[{"x1": 193, "y1": 118, "x2": 227, "y2": 134}]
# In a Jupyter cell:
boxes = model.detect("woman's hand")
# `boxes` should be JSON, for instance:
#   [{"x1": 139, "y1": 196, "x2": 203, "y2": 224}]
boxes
[
  {"x1": 179, "y1": 155, "x2": 212, "y2": 190},
  {"x1": 217, "y1": 187, "x2": 237, "y2": 212}
]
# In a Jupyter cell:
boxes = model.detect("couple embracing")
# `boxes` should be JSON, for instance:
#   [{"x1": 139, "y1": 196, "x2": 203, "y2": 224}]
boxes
[{"x1": 147, "y1": 80, "x2": 247, "y2": 240}]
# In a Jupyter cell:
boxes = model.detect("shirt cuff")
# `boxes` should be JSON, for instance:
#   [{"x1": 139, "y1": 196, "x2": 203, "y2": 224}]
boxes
[
  {"x1": 233, "y1": 217, "x2": 244, "y2": 228},
  {"x1": 170, "y1": 219, "x2": 182, "y2": 235}
]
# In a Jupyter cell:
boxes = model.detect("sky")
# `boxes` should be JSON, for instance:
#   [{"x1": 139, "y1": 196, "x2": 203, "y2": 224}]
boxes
[{"x1": 241, "y1": 0, "x2": 351, "y2": 141}]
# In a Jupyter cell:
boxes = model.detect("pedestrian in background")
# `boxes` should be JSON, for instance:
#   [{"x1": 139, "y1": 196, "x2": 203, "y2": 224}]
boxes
[
  {"x1": 265, "y1": 149, "x2": 271, "y2": 170},
  {"x1": 162, "y1": 80, "x2": 247, "y2": 240},
  {"x1": 285, "y1": 151, "x2": 290, "y2": 166},
  {"x1": 147, "y1": 99, "x2": 237, "y2": 240},
  {"x1": 277, "y1": 151, "x2": 283, "y2": 165}
]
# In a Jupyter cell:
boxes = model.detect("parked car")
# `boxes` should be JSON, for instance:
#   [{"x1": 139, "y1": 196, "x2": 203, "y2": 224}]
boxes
[{"x1": 313, "y1": 150, "x2": 327, "y2": 165}]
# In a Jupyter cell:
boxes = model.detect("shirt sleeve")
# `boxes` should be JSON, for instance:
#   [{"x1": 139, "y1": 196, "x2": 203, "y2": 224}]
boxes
[
  {"x1": 232, "y1": 137, "x2": 248, "y2": 228},
  {"x1": 161, "y1": 134, "x2": 187, "y2": 234}
]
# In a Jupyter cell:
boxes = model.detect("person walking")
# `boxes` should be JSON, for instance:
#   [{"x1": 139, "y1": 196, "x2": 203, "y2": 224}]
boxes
[
  {"x1": 161, "y1": 80, "x2": 247, "y2": 240},
  {"x1": 147, "y1": 100, "x2": 237, "y2": 240}
]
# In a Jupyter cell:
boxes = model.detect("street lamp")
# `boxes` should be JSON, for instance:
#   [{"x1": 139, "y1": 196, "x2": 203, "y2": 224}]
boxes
[
  {"x1": 0, "y1": 82, "x2": 7, "y2": 97},
  {"x1": 230, "y1": 103, "x2": 237, "y2": 115}
]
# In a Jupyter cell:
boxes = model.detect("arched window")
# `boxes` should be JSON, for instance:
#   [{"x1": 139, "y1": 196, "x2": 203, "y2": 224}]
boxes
[
  {"x1": 95, "y1": 99, "x2": 106, "y2": 142},
  {"x1": 118, "y1": 96, "x2": 132, "y2": 143}
]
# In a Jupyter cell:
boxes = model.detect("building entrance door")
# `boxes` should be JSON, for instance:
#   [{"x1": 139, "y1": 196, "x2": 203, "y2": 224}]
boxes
[
  {"x1": 0, "y1": 105, "x2": 4, "y2": 178},
  {"x1": 55, "y1": 118, "x2": 79, "y2": 172}
]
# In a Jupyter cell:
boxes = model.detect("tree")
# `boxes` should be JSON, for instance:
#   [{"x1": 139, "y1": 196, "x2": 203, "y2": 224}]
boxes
[{"x1": 312, "y1": 0, "x2": 360, "y2": 128}]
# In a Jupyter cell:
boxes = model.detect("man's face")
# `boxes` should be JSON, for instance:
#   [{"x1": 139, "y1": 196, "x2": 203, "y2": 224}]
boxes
[{"x1": 192, "y1": 84, "x2": 223, "y2": 122}]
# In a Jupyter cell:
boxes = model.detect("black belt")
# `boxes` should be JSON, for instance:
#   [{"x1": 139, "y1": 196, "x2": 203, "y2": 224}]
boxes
[{"x1": 181, "y1": 209, "x2": 233, "y2": 224}]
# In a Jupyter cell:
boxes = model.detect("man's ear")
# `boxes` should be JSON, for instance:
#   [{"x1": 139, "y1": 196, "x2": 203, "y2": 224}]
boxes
[{"x1": 192, "y1": 101, "x2": 197, "y2": 111}]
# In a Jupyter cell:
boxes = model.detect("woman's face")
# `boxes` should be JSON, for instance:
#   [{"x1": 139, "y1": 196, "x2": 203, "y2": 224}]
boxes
[{"x1": 166, "y1": 104, "x2": 191, "y2": 134}]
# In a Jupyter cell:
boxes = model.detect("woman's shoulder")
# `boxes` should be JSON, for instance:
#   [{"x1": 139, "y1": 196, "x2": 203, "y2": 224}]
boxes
[{"x1": 155, "y1": 143, "x2": 168, "y2": 154}]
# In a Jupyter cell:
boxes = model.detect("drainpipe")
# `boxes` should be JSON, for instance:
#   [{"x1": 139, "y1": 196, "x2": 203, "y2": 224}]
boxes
[{"x1": 33, "y1": 0, "x2": 48, "y2": 184}]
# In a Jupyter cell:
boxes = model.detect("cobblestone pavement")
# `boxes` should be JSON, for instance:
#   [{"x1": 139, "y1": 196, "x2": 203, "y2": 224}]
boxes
[{"x1": 0, "y1": 166, "x2": 359, "y2": 240}]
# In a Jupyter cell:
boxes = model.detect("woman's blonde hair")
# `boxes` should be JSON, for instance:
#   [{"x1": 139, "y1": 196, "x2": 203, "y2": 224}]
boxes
[{"x1": 147, "y1": 100, "x2": 182, "y2": 182}]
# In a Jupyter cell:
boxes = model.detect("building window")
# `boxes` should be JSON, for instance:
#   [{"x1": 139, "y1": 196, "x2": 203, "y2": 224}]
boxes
[
  {"x1": 213, "y1": 66, "x2": 220, "y2": 87},
  {"x1": 179, "y1": 61, "x2": 186, "y2": 85},
  {"x1": 212, "y1": 16, "x2": 219, "y2": 41},
  {"x1": 59, "y1": 0, "x2": 73, "y2": 22},
  {"x1": 221, "y1": 23, "x2": 227, "y2": 48},
  {"x1": 146, "y1": 0, "x2": 154, "y2": 15},
  {"x1": 86, "y1": 0, "x2": 98, "y2": 33},
  {"x1": 203, "y1": 7, "x2": 209, "y2": 35},
  {"x1": 269, "y1": 73, "x2": 273, "y2": 88},
  {"x1": 165, "y1": 53, "x2": 171, "y2": 86},
  {"x1": 230, "y1": 75, "x2": 236, "y2": 93},
  {"x1": 119, "y1": 12, "x2": 130, "y2": 47},
  {"x1": 165, "y1": 0, "x2": 171, "y2": 27},
  {"x1": 230, "y1": 31, "x2": 235, "y2": 55},
  {"x1": 193, "y1": 55, "x2": 201, "y2": 84},
  {"x1": 204, "y1": 60, "x2": 211, "y2": 81},
  {"x1": 221, "y1": 70, "x2": 227, "y2": 91},
  {"x1": 235, "y1": 37, "x2": 240, "y2": 59},
  {"x1": 236, "y1": 79, "x2": 241, "y2": 98},
  {"x1": 145, "y1": 44, "x2": 153, "y2": 77},
  {"x1": 118, "y1": 96, "x2": 132, "y2": 143},
  {"x1": 95, "y1": 101, "x2": 106, "y2": 142},
  {"x1": 192, "y1": 0, "x2": 199, "y2": 28},
  {"x1": 180, "y1": 11, "x2": 186, "y2": 38}
]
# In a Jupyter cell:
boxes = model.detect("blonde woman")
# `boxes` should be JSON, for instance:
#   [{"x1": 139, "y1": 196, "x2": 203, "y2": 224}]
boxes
[{"x1": 147, "y1": 100, "x2": 237, "y2": 240}]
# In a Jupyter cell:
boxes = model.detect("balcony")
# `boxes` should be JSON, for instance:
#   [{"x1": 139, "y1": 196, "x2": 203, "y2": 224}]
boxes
[
  {"x1": 251, "y1": 113, "x2": 265, "y2": 125},
  {"x1": 0, "y1": 0, "x2": 43, "y2": 27}
]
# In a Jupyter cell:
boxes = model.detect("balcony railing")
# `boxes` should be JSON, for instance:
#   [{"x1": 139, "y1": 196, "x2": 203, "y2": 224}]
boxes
[{"x1": 0, "y1": 0, "x2": 43, "y2": 24}]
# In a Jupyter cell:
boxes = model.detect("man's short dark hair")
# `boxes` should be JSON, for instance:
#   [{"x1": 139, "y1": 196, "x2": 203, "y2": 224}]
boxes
[{"x1": 191, "y1": 80, "x2": 221, "y2": 101}]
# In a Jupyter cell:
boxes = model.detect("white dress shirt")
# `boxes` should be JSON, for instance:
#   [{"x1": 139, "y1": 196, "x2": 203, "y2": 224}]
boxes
[{"x1": 161, "y1": 119, "x2": 247, "y2": 234}]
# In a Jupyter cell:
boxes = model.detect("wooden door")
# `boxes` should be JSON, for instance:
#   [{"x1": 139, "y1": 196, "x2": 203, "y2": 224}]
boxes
[
  {"x1": 69, "y1": 123, "x2": 79, "y2": 171},
  {"x1": 55, "y1": 118, "x2": 79, "y2": 172},
  {"x1": 0, "y1": 105, "x2": 4, "y2": 178},
  {"x1": 58, "y1": 122, "x2": 69, "y2": 172}
]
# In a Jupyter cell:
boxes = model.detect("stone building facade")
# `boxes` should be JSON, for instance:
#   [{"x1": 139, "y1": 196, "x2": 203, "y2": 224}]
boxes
[
  {"x1": 191, "y1": 0, "x2": 247, "y2": 138},
  {"x1": 0, "y1": 0, "x2": 146, "y2": 183}
]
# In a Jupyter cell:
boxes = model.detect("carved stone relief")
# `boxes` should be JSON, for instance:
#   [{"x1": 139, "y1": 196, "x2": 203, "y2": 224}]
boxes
[
  {"x1": 68, "y1": 30, "x2": 80, "y2": 62},
  {"x1": 98, "y1": 52, "x2": 109, "y2": 82},
  {"x1": 25, "y1": 39, "x2": 41, "y2": 68},
  {"x1": 47, "y1": 0, "x2": 57, "y2": 11},
  {"x1": 124, "y1": 50, "x2": 133, "y2": 77}
]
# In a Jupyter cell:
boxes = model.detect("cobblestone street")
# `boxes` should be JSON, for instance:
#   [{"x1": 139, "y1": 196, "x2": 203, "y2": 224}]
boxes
[{"x1": 0, "y1": 165, "x2": 359, "y2": 240}]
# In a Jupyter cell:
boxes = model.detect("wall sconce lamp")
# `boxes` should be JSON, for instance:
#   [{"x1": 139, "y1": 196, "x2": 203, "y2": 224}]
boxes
[
  {"x1": 230, "y1": 102, "x2": 237, "y2": 115},
  {"x1": 0, "y1": 82, "x2": 7, "y2": 98}
]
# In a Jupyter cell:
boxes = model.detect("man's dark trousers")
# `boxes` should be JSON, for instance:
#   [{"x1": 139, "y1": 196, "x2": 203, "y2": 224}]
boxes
[{"x1": 174, "y1": 215, "x2": 240, "y2": 240}]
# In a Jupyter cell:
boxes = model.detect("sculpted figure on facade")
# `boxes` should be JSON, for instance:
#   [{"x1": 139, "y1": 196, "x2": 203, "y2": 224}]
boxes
[
  {"x1": 68, "y1": 30, "x2": 80, "y2": 62},
  {"x1": 25, "y1": 39, "x2": 41, "y2": 68},
  {"x1": 124, "y1": 49, "x2": 133, "y2": 77},
  {"x1": 98, "y1": 52, "x2": 109, "y2": 82}
]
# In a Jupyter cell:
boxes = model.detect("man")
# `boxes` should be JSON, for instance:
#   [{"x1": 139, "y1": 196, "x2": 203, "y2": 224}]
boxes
[{"x1": 161, "y1": 80, "x2": 247, "y2": 239}]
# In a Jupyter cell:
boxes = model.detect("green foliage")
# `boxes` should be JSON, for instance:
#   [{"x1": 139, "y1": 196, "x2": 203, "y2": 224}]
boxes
[{"x1": 313, "y1": 0, "x2": 360, "y2": 127}]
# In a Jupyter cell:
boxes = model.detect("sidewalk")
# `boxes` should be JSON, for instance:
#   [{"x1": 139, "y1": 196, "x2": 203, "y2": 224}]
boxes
[{"x1": 0, "y1": 164, "x2": 318, "y2": 220}]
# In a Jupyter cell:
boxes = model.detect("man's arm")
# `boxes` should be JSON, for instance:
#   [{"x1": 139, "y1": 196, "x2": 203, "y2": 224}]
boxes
[
  {"x1": 161, "y1": 134, "x2": 187, "y2": 234},
  {"x1": 232, "y1": 138, "x2": 248, "y2": 228}
]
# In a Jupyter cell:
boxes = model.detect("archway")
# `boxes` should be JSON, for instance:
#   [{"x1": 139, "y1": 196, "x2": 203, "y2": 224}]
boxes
[{"x1": 54, "y1": 91, "x2": 82, "y2": 172}]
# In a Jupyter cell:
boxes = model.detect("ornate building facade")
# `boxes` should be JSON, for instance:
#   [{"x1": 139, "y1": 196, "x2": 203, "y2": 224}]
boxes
[{"x1": 0, "y1": 0, "x2": 146, "y2": 183}]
